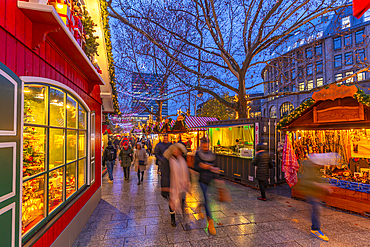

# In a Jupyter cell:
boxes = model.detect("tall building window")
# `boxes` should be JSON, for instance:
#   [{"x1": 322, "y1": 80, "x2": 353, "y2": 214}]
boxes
[
  {"x1": 345, "y1": 52, "x2": 353, "y2": 65},
  {"x1": 334, "y1": 55, "x2": 342, "y2": 68},
  {"x1": 357, "y1": 71, "x2": 366, "y2": 81},
  {"x1": 298, "y1": 66, "x2": 303, "y2": 79},
  {"x1": 269, "y1": 105, "x2": 277, "y2": 118},
  {"x1": 299, "y1": 82, "x2": 305, "y2": 91},
  {"x1": 356, "y1": 49, "x2": 365, "y2": 62},
  {"x1": 307, "y1": 80, "x2": 314, "y2": 90},
  {"x1": 315, "y1": 44, "x2": 322, "y2": 55},
  {"x1": 355, "y1": 29, "x2": 364, "y2": 43},
  {"x1": 344, "y1": 34, "x2": 352, "y2": 46},
  {"x1": 335, "y1": 73, "x2": 343, "y2": 82},
  {"x1": 291, "y1": 69, "x2": 296, "y2": 79},
  {"x1": 316, "y1": 77, "x2": 324, "y2": 87},
  {"x1": 333, "y1": 37, "x2": 341, "y2": 49},
  {"x1": 316, "y1": 61, "x2": 323, "y2": 73},
  {"x1": 346, "y1": 71, "x2": 354, "y2": 83},
  {"x1": 280, "y1": 102, "x2": 294, "y2": 118},
  {"x1": 306, "y1": 64, "x2": 313, "y2": 75},
  {"x1": 341, "y1": 16, "x2": 351, "y2": 29},
  {"x1": 365, "y1": 9, "x2": 370, "y2": 22},
  {"x1": 306, "y1": 47, "x2": 313, "y2": 58}
]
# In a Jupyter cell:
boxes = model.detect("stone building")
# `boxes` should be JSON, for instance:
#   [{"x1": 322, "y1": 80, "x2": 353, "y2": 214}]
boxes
[{"x1": 262, "y1": 7, "x2": 370, "y2": 119}]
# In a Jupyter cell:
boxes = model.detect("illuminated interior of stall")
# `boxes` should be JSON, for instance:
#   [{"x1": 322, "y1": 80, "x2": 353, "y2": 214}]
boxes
[
  {"x1": 168, "y1": 132, "x2": 205, "y2": 151},
  {"x1": 22, "y1": 84, "x2": 87, "y2": 236},
  {"x1": 292, "y1": 129, "x2": 370, "y2": 184},
  {"x1": 209, "y1": 125, "x2": 254, "y2": 157}
]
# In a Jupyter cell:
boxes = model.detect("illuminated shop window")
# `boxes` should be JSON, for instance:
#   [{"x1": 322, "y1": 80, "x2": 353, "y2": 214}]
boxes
[
  {"x1": 22, "y1": 84, "x2": 88, "y2": 237},
  {"x1": 269, "y1": 105, "x2": 277, "y2": 118},
  {"x1": 280, "y1": 102, "x2": 294, "y2": 118}
]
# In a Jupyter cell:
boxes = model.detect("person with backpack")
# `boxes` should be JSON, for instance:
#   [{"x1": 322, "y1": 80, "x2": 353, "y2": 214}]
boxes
[
  {"x1": 103, "y1": 140, "x2": 117, "y2": 183},
  {"x1": 251, "y1": 143, "x2": 273, "y2": 201},
  {"x1": 132, "y1": 143, "x2": 148, "y2": 185}
]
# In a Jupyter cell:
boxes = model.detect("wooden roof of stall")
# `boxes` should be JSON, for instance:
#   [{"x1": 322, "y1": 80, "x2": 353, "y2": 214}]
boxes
[{"x1": 282, "y1": 84, "x2": 370, "y2": 130}]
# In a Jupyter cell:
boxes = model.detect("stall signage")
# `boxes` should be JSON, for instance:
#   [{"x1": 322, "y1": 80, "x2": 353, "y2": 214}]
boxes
[{"x1": 312, "y1": 84, "x2": 357, "y2": 102}]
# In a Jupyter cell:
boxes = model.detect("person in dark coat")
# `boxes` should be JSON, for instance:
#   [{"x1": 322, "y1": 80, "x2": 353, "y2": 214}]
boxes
[
  {"x1": 102, "y1": 140, "x2": 117, "y2": 183},
  {"x1": 119, "y1": 138, "x2": 133, "y2": 181},
  {"x1": 193, "y1": 138, "x2": 219, "y2": 236},
  {"x1": 155, "y1": 134, "x2": 172, "y2": 176},
  {"x1": 251, "y1": 143, "x2": 272, "y2": 201}
]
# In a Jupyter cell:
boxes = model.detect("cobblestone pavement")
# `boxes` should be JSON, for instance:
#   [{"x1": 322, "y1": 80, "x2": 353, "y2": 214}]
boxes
[{"x1": 73, "y1": 157, "x2": 370, "y2": 247}]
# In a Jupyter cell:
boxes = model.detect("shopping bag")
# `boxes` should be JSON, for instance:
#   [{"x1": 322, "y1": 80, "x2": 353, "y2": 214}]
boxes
[{"x1": 217, "y1": 185, "x2": 232, "y2": 202}]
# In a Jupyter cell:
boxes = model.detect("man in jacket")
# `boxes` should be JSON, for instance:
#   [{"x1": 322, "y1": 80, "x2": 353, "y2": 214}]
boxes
[
  {"x1": 119, "y1": 138, "x2": 133, "y2": 181},
  {"x1": 102, "y1": 140, "x2": 117, "y2": 183},
  {"x1": 251, "y1": 143, "x2": 272, "y2": 201}
]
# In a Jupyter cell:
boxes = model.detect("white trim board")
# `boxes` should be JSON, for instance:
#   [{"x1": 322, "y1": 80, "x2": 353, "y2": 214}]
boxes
[{"x1": 0, "y1": 202, "x2": 16, "y2": 247}]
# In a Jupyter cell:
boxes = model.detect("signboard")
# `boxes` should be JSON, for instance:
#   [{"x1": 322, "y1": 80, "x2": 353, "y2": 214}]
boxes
[{"x1": 312, "y1": 84, "x2": 357, "y2": 102}]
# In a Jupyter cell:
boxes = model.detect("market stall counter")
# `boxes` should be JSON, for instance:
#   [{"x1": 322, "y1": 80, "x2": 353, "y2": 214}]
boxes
[
  {"x1": 279, "y1": 84, "x2": 370, "y2": 216},
  {"x1": 206, "y1": 118, "x2": 285, "y2": 187}
]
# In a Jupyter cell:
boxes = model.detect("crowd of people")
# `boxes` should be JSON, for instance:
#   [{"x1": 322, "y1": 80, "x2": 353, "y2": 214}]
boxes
[{"x1": 102, "y1": 134, "x2": 332, "y2": 241}]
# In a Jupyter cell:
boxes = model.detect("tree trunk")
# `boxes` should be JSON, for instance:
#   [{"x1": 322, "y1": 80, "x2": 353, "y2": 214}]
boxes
[
  {"x1": 157, "y1": 100, "x2": 163, "y2": 122},
  {"x1": 237, "y1": 77, "x2": 248, "y2": 119}
]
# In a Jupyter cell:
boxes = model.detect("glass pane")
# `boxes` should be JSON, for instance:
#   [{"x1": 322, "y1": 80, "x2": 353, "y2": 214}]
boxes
[
  {"x1": 78, "y1": 131, "x2": 86, "y2": 158},
  {"x1": 91, "y1": 113, "x2": 95, "y2": 159},
  {"x1": 24, "y1": 85, "x2": 47, "y2": 125},
  {"x1": 78, "y1": 159, "x2": 85, "y2": 188},
  {"x1": 23, "y1": 126, "x2": 46, "y2": 178},
  {"x1": 66, "y1": 162, "x2": 77, "y2": 199},
  {"x1": 49, "y1": 167, "x2": 64, "y2": 212},
  {"x1": 91, "y1": 161, "x2": 95, "y2": 183},
  {"x1": 49, "y1": 129, "x2": 65, "y2": 169},
  {"x1": 22, "y1": 175, "x2": 46, "y2": 236},
  {"x1": 78, "y1": 105, "x2": 86, "y2": 129},
  {"x1": 50, "y1": 87, "x2": 65, "y2": 127},
  {"x1": 67, "y1": 130, "x2": 77, "y2": 163},
  {"x1": 67, "y1": 95, "x2": 77, "y2": 128}
]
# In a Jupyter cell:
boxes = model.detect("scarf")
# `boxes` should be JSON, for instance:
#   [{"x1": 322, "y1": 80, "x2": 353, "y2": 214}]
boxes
[{"x1": 169, "y1": 156, "x2": 190, "y2": 214}]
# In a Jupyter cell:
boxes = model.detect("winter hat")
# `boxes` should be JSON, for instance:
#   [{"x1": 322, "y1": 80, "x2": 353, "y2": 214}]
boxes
[
  {"x1": 163, "y1": 143, "x2": 187, "y2": 159},
  {"x1": 256, "y1": 143, "x2": 267, "y2": 151},
  {"x1": 108, "y1": 140, "x2": 112, "y2": 145}
]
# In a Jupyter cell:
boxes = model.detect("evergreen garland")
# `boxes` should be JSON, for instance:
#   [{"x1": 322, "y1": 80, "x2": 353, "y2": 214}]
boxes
[
  {"x1": 81, "y1": 7, "x2": 99, "y2": 59},
  {"x1": 354, "y1": 89, "x2": 370, "y2": 108},
  {"x1": 99, "y1": 0, "x2": 120, "y2": 115}
]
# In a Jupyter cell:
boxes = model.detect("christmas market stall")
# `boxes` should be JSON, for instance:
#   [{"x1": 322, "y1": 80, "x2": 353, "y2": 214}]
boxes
[
  {"x1": 0, "y1": 0, "x2": 118, "y2": 246},
  {"x1": 279, "y1": 84, "x2": 370, "y2": 216},
  {"x1": 206, "y1": 118, "x2": 284, "y2": 187}
]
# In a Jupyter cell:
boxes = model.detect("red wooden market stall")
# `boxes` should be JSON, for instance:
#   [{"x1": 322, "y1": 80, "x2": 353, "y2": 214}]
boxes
[
  {"x1": 279, "y1": 84, "x2": 370, "y2": 216},
  {"x1": 0, "y1": 0, "x2": 117, "y2": 246}
]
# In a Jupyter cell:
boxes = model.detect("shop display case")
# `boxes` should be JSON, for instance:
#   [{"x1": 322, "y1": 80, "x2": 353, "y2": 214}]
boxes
[{"x1": 22, "y1": 84, "x2": 88, "y2": 236}]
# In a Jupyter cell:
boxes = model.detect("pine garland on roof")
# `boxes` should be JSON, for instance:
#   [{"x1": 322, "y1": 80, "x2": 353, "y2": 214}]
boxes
[{"x1": 100, "y1": 0, "x2": 120, "y2": 115}]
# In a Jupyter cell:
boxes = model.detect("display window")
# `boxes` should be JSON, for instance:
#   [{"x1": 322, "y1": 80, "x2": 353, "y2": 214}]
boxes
[
  {"x1": 22, "y1": 84, "x2": 88, "y2": 237},
  {"x1": 209, "y1": 125, "x2": 254, "y2": 158}
]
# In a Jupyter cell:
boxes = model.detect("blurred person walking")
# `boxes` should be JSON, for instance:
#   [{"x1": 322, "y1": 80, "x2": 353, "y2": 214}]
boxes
[
  {"x1": 163, "y1": 143, "x2": 190, "y2": 227},
  {"x1": 194, "y1": 138, "x2": 219, "y2": 236},
  {"x1": 120, "y1": 137, "x2": 133, "y2": 181},
  {"x1": 299, "y1": 154, "x2": 336, "y2": 242},
  {"x1": 102, "y1": 140, "x2": 117, "y2": 183},
  {"x1": 132, "y1": 143, "x2": 148, "y2": 185},
  {"x1": 251, "y1": 143, "x2": 273, "y2": 201}
]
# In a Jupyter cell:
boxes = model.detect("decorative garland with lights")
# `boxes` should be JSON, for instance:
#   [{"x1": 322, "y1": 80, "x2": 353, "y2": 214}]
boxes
[
  {"x1": 277, "y1": 87, "x2": 370, "y2": 130},
  {"x1": 100, "y1": 0, "x2": 120, "y2": 114},
  {"x1": 277, "y1": 98, "x2": 315, "y2": 130}
]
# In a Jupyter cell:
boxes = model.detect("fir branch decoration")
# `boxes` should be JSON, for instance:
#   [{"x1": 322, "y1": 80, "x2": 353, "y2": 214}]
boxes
[
  {"x1": 81, "y1": 7, "x2": 99, "y2": 59},
  {"x1": 100, "y1": 0, "x2": 120, "y2": 115},
  {"x1": 277, "y1": 98, "x2": 315, "y2": 130}
]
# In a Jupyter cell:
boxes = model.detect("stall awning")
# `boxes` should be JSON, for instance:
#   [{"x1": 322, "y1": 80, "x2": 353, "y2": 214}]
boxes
[{"x1": 185, "y1": 116, "x2": 218, "y2": 131}]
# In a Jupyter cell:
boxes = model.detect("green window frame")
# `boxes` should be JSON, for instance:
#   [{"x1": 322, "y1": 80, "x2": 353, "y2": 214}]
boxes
[{"x1": 22, "y1": 83, "x2": 88, "y2": 241}]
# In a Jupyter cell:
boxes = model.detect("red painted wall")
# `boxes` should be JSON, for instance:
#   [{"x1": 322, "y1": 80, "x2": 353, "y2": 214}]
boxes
[{"x1": 1, "y1": 0, "x2": 103, "y2": 245}]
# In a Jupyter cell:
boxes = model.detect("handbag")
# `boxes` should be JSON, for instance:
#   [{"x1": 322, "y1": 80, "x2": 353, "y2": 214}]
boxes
[{"x1": 217, "y1": 185, "x2": 232, "y2": 202}]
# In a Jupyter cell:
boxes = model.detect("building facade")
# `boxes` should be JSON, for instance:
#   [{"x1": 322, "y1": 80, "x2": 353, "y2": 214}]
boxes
[
  {"x1": 262, "y1": 7, "x2": 370, "y2": 119},
  {"x1": 131, "y1": 72, "x2": 168, "y2": 122},
  {"x1": 0, "y1": 0, "x2": 115, "y2": 246}
]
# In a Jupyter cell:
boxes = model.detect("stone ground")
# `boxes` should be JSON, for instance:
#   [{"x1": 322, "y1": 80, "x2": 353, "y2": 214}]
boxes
[{"x1": 73, "y1": 157, "x2": 370, "y2": 247}]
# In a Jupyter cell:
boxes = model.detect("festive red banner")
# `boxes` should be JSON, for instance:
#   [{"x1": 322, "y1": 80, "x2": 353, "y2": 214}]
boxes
[{"x1": 353, "y1": 0, "x2": 370, "y2": 18}]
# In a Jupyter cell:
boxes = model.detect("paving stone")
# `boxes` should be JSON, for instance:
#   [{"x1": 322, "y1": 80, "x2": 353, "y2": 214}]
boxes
[{"x1": 73, "y1": 159, "x2": 370, "y2": 247}]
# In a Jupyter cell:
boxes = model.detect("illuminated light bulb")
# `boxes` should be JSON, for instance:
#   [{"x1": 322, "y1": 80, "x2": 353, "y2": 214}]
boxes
[
  {"x1": 24, "y1": 88, "x2": 31, "y2": 93},
  {"x1": 56, "y1": 3, "x2": 64, "y2": 9}
]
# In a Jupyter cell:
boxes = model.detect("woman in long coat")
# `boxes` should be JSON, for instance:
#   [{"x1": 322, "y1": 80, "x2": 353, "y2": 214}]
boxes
[
  {"x1": 120, "y1": 138, "x2": 133, "y2": 181},
  {"x1": 132, "y1": 143, "x2": 148, "y2": 185}
]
